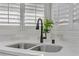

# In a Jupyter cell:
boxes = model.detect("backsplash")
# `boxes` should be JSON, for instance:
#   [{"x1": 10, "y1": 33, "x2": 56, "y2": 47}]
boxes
[{"x1": 0, "y1": 26, "x2": 79, "y2": 44}]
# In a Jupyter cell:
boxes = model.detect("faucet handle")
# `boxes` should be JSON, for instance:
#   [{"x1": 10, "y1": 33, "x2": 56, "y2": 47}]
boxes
[
  {"x1": 43, "y1": 32, "x2": 47, "y2": 39},
  {"x1": 43, "y1": 37, "x2": 47, "y2": 39}
]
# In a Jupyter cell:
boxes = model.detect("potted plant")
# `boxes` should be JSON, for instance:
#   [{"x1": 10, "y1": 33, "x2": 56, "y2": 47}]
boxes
[
  {"x1": 43, "y1": 18, "x2": 54, "y2": 33},
  {"x1": 43, "y1": 18, "x2": 54, "y2": 39}
]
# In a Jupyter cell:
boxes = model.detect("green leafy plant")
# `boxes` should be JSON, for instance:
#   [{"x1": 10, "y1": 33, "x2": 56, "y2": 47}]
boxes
[{"x1": 43, "y1": 18, "x2": 54, "y2": 33}]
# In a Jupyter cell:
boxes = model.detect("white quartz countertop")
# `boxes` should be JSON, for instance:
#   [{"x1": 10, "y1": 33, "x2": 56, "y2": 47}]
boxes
[{"x1": 0, "y1": 39, "x2": 79, "y2": 56}]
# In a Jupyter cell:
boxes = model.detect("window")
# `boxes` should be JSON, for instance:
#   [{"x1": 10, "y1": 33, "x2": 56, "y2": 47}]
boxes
[
  {"x1": 0, "y1": 3, "x2": 20, "y2": 26},
  {"x1": 0, "y1": 3, "x2": 8, "y2": 25},
  {"x1": 0, "y1": 3, "x2": 45, "y2": 26},
  {"x1": 73, "y1": 3, "x2": 79, "y2": 24},
  {"x1": 25, "y1": 3, "x2": 45, "y2": 26},
  {"x1": 52, "y1": 3, "x2": 74, "y2": 31},
  {"x1": 52, "y1": 3, "x2": 71, "y2": 26},
  {"x1": 57, "y1": 4, "x2": 71, "y2": 25},
  {"x1": 8, "y1": 3, "x2": 20, "y2": 26}
]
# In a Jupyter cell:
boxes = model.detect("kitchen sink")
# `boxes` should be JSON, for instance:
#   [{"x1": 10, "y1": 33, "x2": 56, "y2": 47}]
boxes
[
  {"x1": 7, "y1": 43, "x2": 36, "y2": 49},
  {"x1": 7, "y1": 43, "x2": 62, "y2": 53},
  {"x1": 31, "y1": 45, "x2": 63, "y2": 52}
]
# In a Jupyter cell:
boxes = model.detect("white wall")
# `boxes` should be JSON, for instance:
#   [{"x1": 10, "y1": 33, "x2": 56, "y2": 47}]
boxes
[
  {"x1": 0, "y1": 26, "x2": 40, "y2": 42},
  {"x1": 0, "y1": 26, "x2": 19, "y2": 41}
]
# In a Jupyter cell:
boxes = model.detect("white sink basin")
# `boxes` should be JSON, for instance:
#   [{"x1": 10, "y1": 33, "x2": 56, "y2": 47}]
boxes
[{"x1": 31, "y1": 45, "x2": 63, "y2": 52}]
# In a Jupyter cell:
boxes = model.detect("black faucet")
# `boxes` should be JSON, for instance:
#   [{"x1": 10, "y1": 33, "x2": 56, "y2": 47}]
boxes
[{"x1": 36, "y1": 18, "x2": 46, "y2": 43}]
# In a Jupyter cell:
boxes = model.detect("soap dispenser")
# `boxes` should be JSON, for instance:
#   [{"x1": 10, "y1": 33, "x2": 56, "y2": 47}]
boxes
[{"x1": 52, "y1": 40, "x2": 55, "y2": 44}]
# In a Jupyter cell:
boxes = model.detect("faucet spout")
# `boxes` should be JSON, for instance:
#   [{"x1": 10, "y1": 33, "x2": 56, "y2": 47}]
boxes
[
  {"x1": 36, "y1": 18, "x2": 40, "y2": 29},
  {"x1": 36, "y1": 18, "x2": 46, "y2": 43}
]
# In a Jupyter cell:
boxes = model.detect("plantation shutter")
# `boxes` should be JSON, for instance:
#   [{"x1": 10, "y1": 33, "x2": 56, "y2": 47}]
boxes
[
  {"x1": 73, "y1": 3, "x2": 79, "y2": 24},
  {"x1": 0, "y1": 3, "x2": 8, "y2": 25},
  {"x1": 52, "y1": 3, "x2": 73, "y2": 30},
  {"x1": 25, "y1": 3, "x2": 45, "y2": 26},
  {"x1": 72, "y1": 3, "x2": 79, "y2": 30},
  {"x1": 9, "y1": 3, "x2": 20, "y2": 26},
  {"x1": 0, "y1": 3, "x2": 20, "y2": 26}
]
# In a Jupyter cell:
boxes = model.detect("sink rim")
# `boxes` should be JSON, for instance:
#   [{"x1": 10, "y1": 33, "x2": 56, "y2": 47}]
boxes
[{"x1": 6, "y1": 42, "x2": 63, "y2": 53}]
